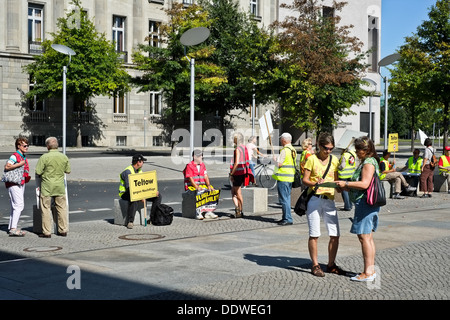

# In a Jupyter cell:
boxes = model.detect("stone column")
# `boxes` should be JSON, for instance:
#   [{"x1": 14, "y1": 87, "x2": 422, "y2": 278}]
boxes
[
  {"x1": 6, "y1": 0, "x2": 20, "y2": 52},
  {"x1": 133, "y1": 0, "x2": 143, "y2": 50}
]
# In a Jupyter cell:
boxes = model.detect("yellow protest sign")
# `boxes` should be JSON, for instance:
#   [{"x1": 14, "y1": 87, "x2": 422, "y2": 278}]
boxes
[
  {"x1": 195, "y1": 189, "x2": 220, "y2": 209},
  {"x1": 388, "y1": 133, "x2": 398, "y2": 152},
  {"x1": 128, "y1": 170, "x2": 158, "y2": 202}
]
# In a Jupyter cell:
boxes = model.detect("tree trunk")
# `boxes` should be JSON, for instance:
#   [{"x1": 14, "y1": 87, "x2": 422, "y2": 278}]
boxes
[
  {"x1": 76, "y1": 121, "x2": 82, "y2": 148},
  {"x1": 410, "y1": 128, "x2": 415, "y2": 152},
  {"x1": 443, "y1": 101, "x2": 449, "y2": 148}
]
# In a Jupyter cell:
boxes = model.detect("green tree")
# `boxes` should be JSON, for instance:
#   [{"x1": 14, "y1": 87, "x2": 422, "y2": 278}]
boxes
[
  {"x1": 198, "y1": 0, "x2": 278, "y2": 136},
  {"x1": 133, "y1": 0, "x2": 277, "y2": 144},
  {"x1": 23, "y1": 0, "x2": 130, "y2": 147},
  {"x1": 391, "y1": 0, "x2": 450, "y2": 147},
  {"x1": 132, "y1": 3, "x2": 225, "y2": 136},
  {"x1": 271, "y1": 0, "x2": 368, "y2": 133},
  {"x1": 389, "y1": 35, "x2": 439, "y2": 150}
]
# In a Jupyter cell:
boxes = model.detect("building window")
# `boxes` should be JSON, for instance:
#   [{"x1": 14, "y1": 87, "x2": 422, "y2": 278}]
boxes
[
  {"x1": 322, "y1": 6, "x2": 334, "y2": 19},
  {"x1": 113, "y1": 93, "x2": 127, "y2": 123},
  {"x1": 28, "y1": 4, "x2": 44, "y2": 54},
  {"x1": 113, "y1": 15, "x2": 127, "y2": 61},
  {"x1": 250, "y1": 0, "x2": 259, "y2": 16},
  {"x1": 113, "y1": 93, "x2": 126, "y2": 114},
  {"x1": 29, "y1": 81, "x2": 45, "y2": 112},
  {"x1": 153, "y1": 136, "x2": 163, "y2": 146},
  {"x1": 150, "y1": 92, "x2": 162, "y2": 115},
  {"x1": 149, "y1": 21, "x2": 160, "y2": 48},
  {"x1": 183, "y1": 0, "x2": 194, "y2": 5},
  {"x1": 32, "y1": 135, "x2": 46, "y2": 146},
  {"x1": 368, "y1": 16, "x2": 379, "y2": 72},
  {"x1": 116, "y1": 136, "x2": 127, "y2": 146},
  {"x1": 28, "y1": 79, "x2": 47, "y2": 123}
]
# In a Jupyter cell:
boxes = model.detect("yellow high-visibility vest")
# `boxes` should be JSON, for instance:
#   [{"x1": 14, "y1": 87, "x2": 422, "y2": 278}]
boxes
[
  {"x1": 272, "y1": 145, "x2": 296, "y2": 182},
  {"x1": 379, "y1": 157, "x2": 391, "y2": 180},
  {"x1": 407, "y1": 157, "x2": 423, "y2": 174},
  {"x1": 119, "y1": 165, "x2": 141, "y2": 197},
  {"x1": 338, "y1": 151, "x2": 356, "y2": 179},
  {"x1": 439, "y1": 155, "x2": 450, "y2": 174}
]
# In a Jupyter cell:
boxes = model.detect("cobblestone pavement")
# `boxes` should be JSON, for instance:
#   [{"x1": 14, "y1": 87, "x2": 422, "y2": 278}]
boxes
[
  {"x1": 0, "y1": 148, "x2": 449, "y2": 303},
  {"x1": 0, "y1": 193, "x2": 449, "y2": 301}
]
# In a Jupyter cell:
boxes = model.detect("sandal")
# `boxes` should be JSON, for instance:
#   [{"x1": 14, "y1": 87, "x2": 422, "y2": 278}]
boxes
[
  {"x1": 9, "y1": 229, "x2": 26, "y2": 237},
  {"x1": 311, "y1": 264, "x2": 325, "y2": 277},
  {"x1": 326, "y1": 263, "x2": 346, "y2": 275}
]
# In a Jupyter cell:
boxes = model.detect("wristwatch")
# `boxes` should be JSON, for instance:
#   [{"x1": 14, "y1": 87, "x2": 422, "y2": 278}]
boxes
[{"x1": 345, "y1": 181, "x2": 349, "y2": 187}]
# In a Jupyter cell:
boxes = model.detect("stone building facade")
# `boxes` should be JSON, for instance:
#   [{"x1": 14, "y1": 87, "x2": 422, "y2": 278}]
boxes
[{"x1": 0, "y1": 0, "x2": 381, "y2": 148}]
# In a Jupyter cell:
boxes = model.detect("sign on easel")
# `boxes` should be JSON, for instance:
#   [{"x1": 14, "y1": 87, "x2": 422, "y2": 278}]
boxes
[{"x1": 259, "y1": 110, "x2": 274, "y2": 153}]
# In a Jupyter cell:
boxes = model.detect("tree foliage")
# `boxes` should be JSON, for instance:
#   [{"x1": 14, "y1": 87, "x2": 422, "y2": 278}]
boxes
[
  {"x1": 23, "y1": 0, "x2": 130, "y2": 146},
  {"x1": 271, "y1": 0, "x2": 368, "y2": 133},
  {"x1": 24, "y1": 0, "x2": 130, "y2": 104},
  {"x1": 132, "y1": 3, "x2": 221, "y2": 130},
  {"x1": 390, "y1": 0, "x2": 450, "y2": 147},
  {"x1": 198, "y1": 0, "x2": 277, "y2": 128},
  {"x1": 132, "y1": 0, "x2": 277, "y2": 140}
]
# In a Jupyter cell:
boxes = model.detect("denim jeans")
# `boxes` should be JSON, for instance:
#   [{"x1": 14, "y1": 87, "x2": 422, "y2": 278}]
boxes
[
  {"x1": 249, "y1": 161, "x2": 256, "y2": 177},
  {"x1": 277, "y1": 181, "x2": 293, "y2": 223},
  {"x1": 341, "y1": 179, "x2": 352, "y2": 210}
]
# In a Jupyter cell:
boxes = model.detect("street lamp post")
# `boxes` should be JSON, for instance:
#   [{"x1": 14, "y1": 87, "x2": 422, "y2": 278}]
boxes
[
  {"x1": 180, "y1": 27, "x2": 210, "y2": 156},
  {"x1": 252, "y1": 83, "x2": 256, "y2": 136},
  {"x1": 378, "y1": 53, "x2": 400, "y2": 150},
  {"x1": 362, "y1": 78, "x2": 377, "y2": 141},
  {"x1": 51, "y1": 44, "x2": 76, "y2": 155}
]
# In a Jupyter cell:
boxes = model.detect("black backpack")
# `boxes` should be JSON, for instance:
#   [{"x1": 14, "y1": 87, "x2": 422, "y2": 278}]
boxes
[{"x1": 151, "y1": 204, "x2": 174, "y2": 226}]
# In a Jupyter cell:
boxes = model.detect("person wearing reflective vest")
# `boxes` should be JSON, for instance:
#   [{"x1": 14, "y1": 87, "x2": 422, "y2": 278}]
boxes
[
  {"x1": 272, "y1": 132, "x2": 296, "y2": 226},
  {"x1": 183, "y1": 149, "x2": 217, "y2": 220},
  {"x1": 338, "y1": 149, "x2": 356, "y2": 211},
  {"x1": 407, "y1": 153, "x2": 423, "y2": 174},
  {"x1": 183, "y1": 149, "x2": 212, "y2": 191},
  {"x1": 380, "y1": 150, "x2": 416, "y2": 199},
  {"x1": 229, "y1": 132, "x2": 254, "y2": 218},
  {"x1": 399, "y1": 149, "x2": 422, "y2": 189},
  {"x1": 438, "y1": 146, "x2": 450, "y2": 193},
  {"x1": 119, "y1": 154, "x2": 161, "y2": 229}
]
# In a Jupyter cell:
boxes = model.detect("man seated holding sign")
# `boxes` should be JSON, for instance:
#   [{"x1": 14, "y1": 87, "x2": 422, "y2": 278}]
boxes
[
  {"x1": 183, "y1": 149, "x2": 219, "y2": 220},
  {"x1": 119, "y1": 154, "x2": 161, "y2": 229}
]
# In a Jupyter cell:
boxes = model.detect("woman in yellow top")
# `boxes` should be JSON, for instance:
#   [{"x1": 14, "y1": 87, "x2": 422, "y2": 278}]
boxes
[{"x1": 302, "y1": 132, "x2": 343, "y2": 277}]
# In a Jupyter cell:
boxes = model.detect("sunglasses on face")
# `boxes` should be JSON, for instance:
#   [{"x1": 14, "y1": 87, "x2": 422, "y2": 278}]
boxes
[
  {"x1": 321, "y1": 145, "x2": 334, "y2": 151},
  {"x1": 21, "y1": 144, "x2": 29, "y2": 148}
]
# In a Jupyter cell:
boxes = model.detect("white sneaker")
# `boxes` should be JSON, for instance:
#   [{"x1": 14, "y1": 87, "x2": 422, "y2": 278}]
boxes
[
  {"x1": 350, "y1": 273, "x2": 376, "y2": 282},
  {"x1": 204, "y1": 212, "x2": 218, "y2": 219},
  {"x1": 196, "y1": 213, "x2": 204, "y2": 220}
]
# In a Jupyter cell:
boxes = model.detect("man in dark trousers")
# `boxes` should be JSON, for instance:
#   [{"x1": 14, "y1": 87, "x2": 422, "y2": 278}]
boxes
[{"x1": 119, "y1": 154, "x2": 161, "y2": 228}]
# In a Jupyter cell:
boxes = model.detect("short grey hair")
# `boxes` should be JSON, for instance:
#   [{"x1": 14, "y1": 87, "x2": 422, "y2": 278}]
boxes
[{"x1": 45, "y1": 137, "x2": 59, "y2": 149}]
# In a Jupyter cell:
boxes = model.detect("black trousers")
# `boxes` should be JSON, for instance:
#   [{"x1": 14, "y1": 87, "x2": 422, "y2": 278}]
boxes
[{"x1": 121, "y1": 191, "x2": 162, "y2": 223}]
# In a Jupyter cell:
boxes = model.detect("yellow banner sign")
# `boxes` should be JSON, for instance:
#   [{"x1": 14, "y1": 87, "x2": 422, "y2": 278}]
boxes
[
  {"x1": 388, "y1": 133, "x2": 398, "y2": 152},
  {"x1": 195, "y1": 189, "x2": 220, "y2": 209},
  {"x1": 129, "y1": 170, "x2": 158, "y2": 202}
]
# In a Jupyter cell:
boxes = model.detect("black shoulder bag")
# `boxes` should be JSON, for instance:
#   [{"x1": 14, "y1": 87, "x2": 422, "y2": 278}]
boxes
[{"x1": 290, "y1": 149, "x2": 302, "y2": 188}]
